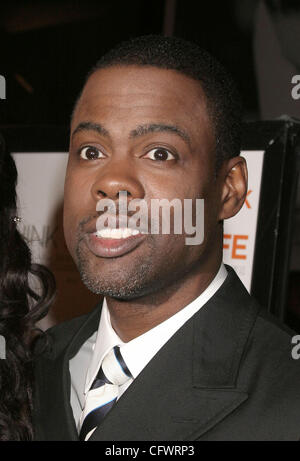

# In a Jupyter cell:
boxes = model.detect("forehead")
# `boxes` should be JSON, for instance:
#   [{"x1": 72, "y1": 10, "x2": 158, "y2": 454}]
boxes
[
  {"x1": 80, "y1": 64, "x2": 206, "y2": 98},
  {"x1": 72, "y1": 66, "x2": 214, "y2": 154}
]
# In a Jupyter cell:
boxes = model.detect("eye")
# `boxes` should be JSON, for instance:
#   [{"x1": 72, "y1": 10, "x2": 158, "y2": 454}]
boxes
[
  {"x1": 79, "y1": 146, "x2": 105, "y2": 160},
  {"x1": 144, "y1": 147, "x2": 176, "y2": 161}
]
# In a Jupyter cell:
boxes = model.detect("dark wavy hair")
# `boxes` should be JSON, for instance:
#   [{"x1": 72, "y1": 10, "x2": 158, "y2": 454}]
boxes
[{"x1": 0, "y1": 133, "x2": 56, "y2": 441}]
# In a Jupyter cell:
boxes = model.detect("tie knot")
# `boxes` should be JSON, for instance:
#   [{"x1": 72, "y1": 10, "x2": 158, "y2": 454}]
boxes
[{"x1": 101, "y1": 346, "x2": 132, "y2": 386}]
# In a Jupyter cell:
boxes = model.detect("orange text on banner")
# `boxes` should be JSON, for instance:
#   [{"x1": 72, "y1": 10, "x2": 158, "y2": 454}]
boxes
[
  {"x1": 245, "y1": 190, "x2": 252, "y2": 209},
  {"x1": 223, "y1": 234, "x2": 248, "y2": 259}
]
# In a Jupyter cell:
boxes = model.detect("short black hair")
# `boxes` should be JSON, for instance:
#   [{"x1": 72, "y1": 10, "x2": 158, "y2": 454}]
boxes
[{"x1": 80, "y1": 35, "x2": 243, "y2": 170}]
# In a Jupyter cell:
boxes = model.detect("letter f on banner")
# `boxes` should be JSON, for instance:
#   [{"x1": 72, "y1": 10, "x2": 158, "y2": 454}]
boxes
[{"x1": 0, "y1": 75, "x2": 6, "y2": 99}]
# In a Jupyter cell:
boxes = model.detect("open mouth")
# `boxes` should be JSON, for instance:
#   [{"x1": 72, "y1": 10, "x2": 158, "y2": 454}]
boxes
[
  {"x1": 95, "y1": 227, "x2": 144, "y2": 239},
  {"x1": 85, "y1": 227, "x2": 147, "y2": 258}
]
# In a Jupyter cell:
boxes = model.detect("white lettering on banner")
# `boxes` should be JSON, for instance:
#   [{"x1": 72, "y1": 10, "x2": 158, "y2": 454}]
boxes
[{"x1": 20, "y1": 224, "x2": 58, "y2": 248}]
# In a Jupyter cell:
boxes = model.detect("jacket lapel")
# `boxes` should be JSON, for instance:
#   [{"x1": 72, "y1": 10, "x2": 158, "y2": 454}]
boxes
[
  {"x1": 34, "y1": 303, "x2": 103, "y2": 441},
  {"x1": 89, "y1": 268, "x2": 258, "y2": 441}
]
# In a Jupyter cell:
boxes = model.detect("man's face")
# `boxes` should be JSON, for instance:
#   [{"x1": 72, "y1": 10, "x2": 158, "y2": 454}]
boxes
[{"x1": 64, "y1": 65, "x2": 224, "y2": 299}]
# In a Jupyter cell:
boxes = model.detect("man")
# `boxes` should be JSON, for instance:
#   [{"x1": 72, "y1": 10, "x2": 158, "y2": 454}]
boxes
[{"x1": 34, "y1": 35, "x2": 300, "y2": 441}]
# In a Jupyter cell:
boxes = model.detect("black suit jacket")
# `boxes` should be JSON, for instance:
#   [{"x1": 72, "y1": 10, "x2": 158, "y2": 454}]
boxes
[{"x1": 33, "y1": 266, "x2": 300, "y2": 441}]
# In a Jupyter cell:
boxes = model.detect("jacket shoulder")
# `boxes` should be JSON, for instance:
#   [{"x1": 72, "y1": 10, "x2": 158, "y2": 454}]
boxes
[
  {"x1": 35, "y1": 303, "x2": 102, "y2": 359},
  {"x1": 253, "y1": 301, "x2": 297, "y2": 351},
  {"x1": 240, "y1": 299, "x2": 300, "y2": 393}
]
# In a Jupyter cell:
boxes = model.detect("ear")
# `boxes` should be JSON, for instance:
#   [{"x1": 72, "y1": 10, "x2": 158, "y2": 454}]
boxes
[{"x1": 218, "y1": 156, "x2": 248, "y2": 221}]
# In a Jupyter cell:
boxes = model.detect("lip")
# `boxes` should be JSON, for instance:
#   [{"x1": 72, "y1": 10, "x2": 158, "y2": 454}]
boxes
[{"x1": 85, "y1": 231, "x2": 147, "y2": 258}]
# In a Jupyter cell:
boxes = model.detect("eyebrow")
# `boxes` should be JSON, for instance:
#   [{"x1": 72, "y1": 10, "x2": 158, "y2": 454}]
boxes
[
  {"x1": 129, "y1": 123, "x2": 191, "y2": 146},
  {"x1": 71, "y1": 121, "x2": 191, "y2": 146},
  {"x1": 71, "y1": 121, "x2": 109, "y2": 140}
]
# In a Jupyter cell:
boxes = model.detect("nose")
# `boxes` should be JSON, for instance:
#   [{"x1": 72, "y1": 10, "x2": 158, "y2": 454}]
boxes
[{"x1": 90, "y1": 158, "x2": 145, "y2": 206}]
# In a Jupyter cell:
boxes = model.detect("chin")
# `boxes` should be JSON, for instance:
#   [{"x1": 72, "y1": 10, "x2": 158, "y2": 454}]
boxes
[
  {"x1": 79, "y1": 272, "x2": 154, "y2": 300},
  {"x1": 76, "y1": 251, "x2": 156, "y2": 300}
]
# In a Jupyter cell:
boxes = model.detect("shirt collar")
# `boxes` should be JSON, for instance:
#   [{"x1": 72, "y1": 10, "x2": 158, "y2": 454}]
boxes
[
  {"x1": 84, "y1": 263, "x2": 227, "y2": 393},
  {"x1": 85, "y1": 299, "x2": 124, "y2": 393}
]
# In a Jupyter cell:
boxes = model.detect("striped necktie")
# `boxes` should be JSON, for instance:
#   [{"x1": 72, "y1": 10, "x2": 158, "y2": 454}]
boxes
[{"x1": 79, "y1": 345, "x2": 133, "y2": 441}]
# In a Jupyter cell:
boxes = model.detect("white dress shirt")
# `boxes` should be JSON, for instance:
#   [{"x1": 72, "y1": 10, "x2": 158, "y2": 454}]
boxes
[{"x1": 69, "y1": 263, "x2": 227, "y2": 429}]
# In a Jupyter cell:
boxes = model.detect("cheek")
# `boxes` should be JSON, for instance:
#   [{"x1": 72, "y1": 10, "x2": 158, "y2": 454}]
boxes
[
  {"x1": 63, "y1": 170, "x2": 89, "y2": 253},
  {"x1": 149, "y1": 179, "x2": 192, "y2": 201},
  {"x1": 63, "y1": 194, "x2": 76, "y2": 256}
]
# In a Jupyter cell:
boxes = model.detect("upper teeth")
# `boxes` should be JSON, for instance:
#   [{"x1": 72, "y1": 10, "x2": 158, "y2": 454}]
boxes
[{"x1": 95, "y1": 227, "x2": 141, "y2": 239}]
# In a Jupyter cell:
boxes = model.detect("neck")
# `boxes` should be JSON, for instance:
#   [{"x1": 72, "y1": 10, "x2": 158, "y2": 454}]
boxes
[{"x1": 106, "y1": 256, "x2": 222, "y2": 342}]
